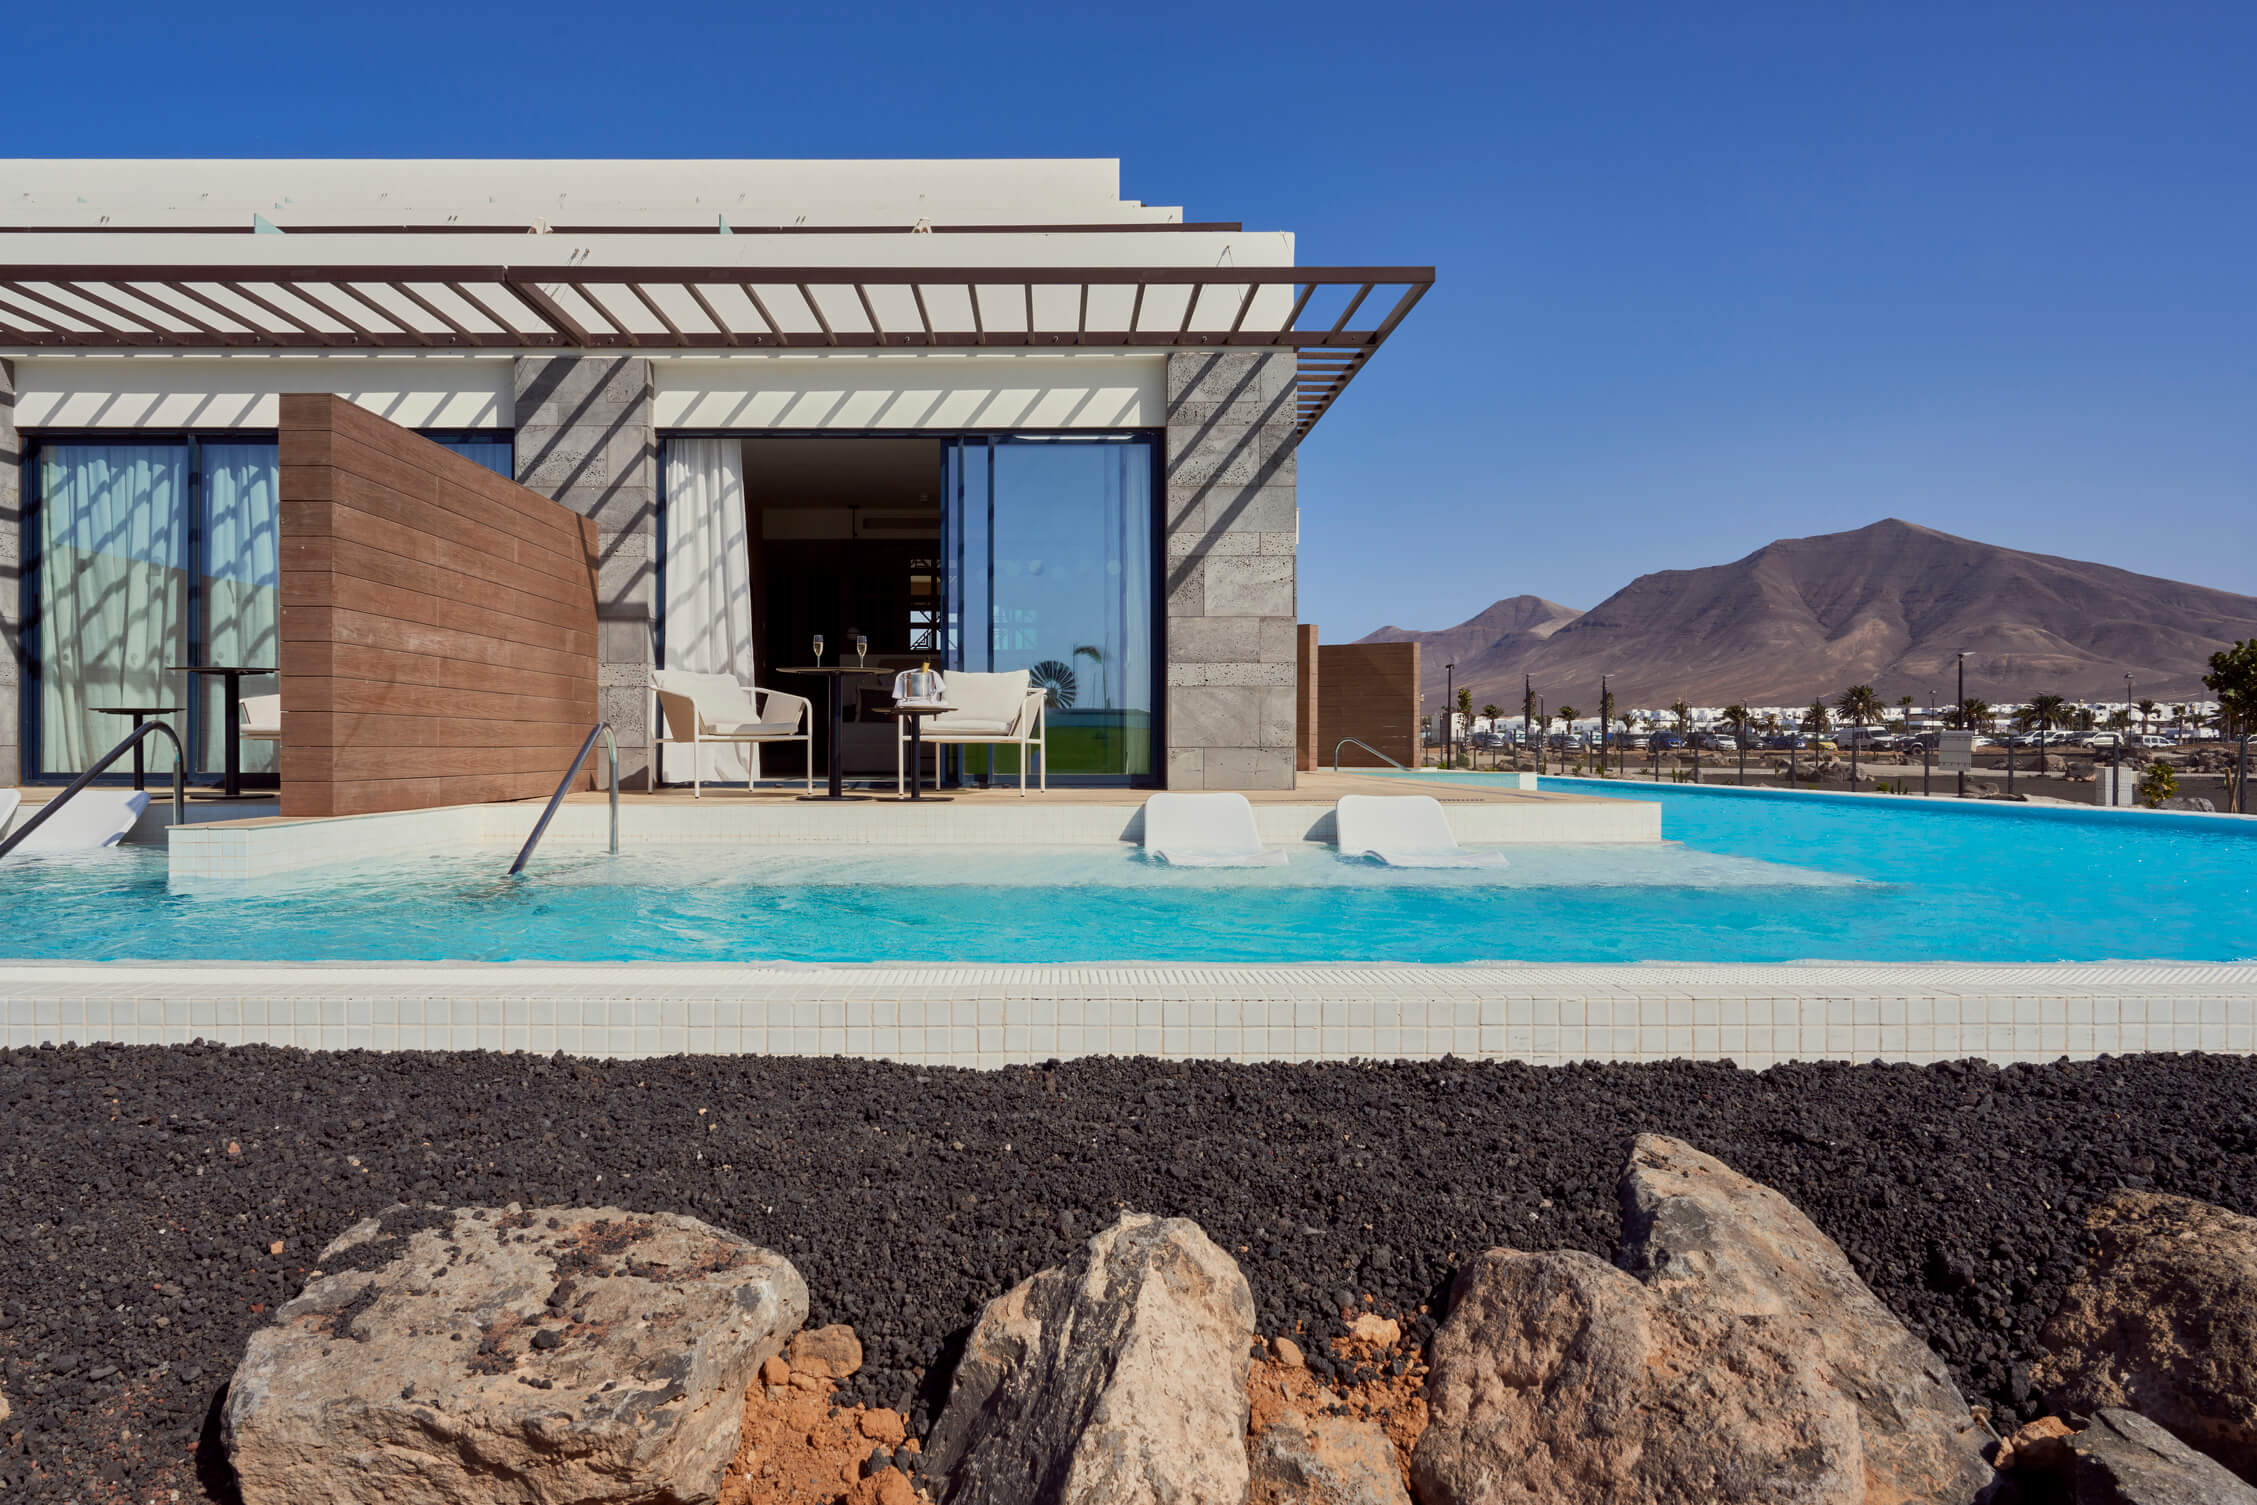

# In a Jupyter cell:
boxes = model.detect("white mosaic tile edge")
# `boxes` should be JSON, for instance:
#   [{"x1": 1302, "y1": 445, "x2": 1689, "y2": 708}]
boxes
[{"x1": 5, "y1": 961, "x2": 2251, "y2": 1068}]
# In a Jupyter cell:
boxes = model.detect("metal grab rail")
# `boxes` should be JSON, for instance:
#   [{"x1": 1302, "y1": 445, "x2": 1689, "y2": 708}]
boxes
[
  {"x1": 0, "y1": 721, "x2": 187, "y2": 861},
  {"x1": 510, "y1": 722, "x2": 618, "y2": 876},
  {"x1": 1332, "y1": 737, "x2": 1409, "y2": 774}
]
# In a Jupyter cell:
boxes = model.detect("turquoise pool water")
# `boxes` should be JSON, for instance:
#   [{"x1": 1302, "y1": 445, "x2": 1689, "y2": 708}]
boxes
[{"x1": 1, "y1": 782, "x2": 2251, "y2": 964}]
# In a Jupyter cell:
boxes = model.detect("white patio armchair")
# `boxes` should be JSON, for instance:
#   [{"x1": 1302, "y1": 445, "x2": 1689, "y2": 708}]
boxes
[
  {"x1": 239, "y1": 693, "x2": 282, "y2": 747},
  {"x1": 896, "y1": 669, "x2": 1048, "y2": 795},
  {"x1": 650, "y1": 669, "x2": 814, "y2": 797}
]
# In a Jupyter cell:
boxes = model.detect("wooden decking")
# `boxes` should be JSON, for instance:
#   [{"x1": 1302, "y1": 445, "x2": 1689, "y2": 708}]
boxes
[{"x1": 568, "y1": 769, "x2": 1592, "y2": 807}]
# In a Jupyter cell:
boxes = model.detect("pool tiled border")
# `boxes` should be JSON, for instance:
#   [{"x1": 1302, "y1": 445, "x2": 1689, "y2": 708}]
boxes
[{"x1": 4, "y1": 962, "x2": 2251, "y2": 1069}]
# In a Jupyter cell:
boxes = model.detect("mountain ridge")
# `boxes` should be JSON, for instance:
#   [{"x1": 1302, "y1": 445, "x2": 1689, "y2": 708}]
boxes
[{"x1": 1359, "y1": 519, "x2": 2257, "y2": 707}]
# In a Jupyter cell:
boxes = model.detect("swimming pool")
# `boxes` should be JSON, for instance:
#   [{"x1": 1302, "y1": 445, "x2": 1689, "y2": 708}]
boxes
[{"x1": 2, "y1": 780, "x2": 2251, "y2": 964}]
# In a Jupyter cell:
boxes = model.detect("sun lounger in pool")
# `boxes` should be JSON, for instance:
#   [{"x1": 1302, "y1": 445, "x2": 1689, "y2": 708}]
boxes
[
  {"x1": 1140, "y1": 792, "x2": 1287, "y2": 867},
  {"x1": 1334, "y1": 794, "x2": 1510, "y2": 869},
  {"x1": 3, "y1": 789, "x2": 149, "y2": 853}
]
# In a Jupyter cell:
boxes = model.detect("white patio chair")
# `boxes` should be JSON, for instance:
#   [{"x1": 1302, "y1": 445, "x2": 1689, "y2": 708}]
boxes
[
  {"x1": 240, "y1": 693, "x2": 282, "y2": 747},
  {"x1": 650, "y1": 670, "x2": 814, "y2": 797},
  {"x1": 895, "y1": 669, "x2": 1048, "y2": 795}
]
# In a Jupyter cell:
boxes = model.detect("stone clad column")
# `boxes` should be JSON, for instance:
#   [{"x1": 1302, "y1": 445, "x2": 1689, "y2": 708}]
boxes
[
  {"x1": 1163, "y1": 349, "x2": 1298, "y2": 790},
  {"x1": 513, "y1": 357, "x2": 658, "y2": 788},
  {"x1": 0, "y1": 358, "x2": 20, "y2": 787}
]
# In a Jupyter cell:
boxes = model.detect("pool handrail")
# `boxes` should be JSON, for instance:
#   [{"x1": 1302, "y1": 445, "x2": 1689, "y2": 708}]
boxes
[
  {"x1": 1333, "y1": 738, "x2": 1408, "y2": 774},
  {"x1": 0, "y1": 720, "x2": 186, "y2": 861},
  {"x1": 510, "y1": 722, "x2": 619, "y2": 876}
]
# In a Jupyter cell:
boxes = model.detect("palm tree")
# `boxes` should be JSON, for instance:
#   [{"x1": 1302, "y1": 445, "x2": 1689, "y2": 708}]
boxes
[
  {"x1": 2136, "y1": 698, "x2": 2158, "y2": 739},
  {"x1": 2026, "y1": 693, "x2": 2068, "y2": 740},
  {"x1": 1834, "y1": 686, "x2": 1879, "y2": 784},
  {"x1": 1073, "y1": 644, "x2": 1107, "y2": 706},
  {"x1": 1670, "y1": 698, "x2": 1691, "y2": 733},
  {"x1": 1557, "y1": 705, "x2": 1580, "y2": 767},
  {"x1": 1804, "y1": 698, "x2": 1831, "y2": 736},
  {"x1": 1455, "y1": 687, "x2": 1474, "y2": 765},
  {"x1": 1960, "y1": 698, "x2": 1993, "y2": 735},
  {"x1": 1895, "y1": 695, "x2": 1914, "y2": 733},
  {"x1": 1480, "y1": 704, "x2": 1501, "y2": 768},
  {"x1": 2170, "y1": 704, "x2": 2188, "y2": 738}
]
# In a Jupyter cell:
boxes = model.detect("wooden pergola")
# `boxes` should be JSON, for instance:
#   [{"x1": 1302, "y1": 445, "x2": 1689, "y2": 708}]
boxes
[{"x1": 0, "y1": 263, "x2": 1432, "y2": 436}]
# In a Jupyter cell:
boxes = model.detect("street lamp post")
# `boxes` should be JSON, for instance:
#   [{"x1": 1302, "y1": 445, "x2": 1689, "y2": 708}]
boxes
[
  {"x1": 1956, "y1": 652, "x2": 1968, "y2": 799},
  {"x1": 1444, "y1": 662, "x2": 1456, "y2": 770},
  {"x1": 1600, "y1": 673, "x2": 1612, "y2": 779}
]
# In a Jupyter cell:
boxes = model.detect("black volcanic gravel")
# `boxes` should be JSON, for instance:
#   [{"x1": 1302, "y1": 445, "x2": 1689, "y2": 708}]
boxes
[{"x1": 3, "y1": 1044, "x2": 2256, "y2": 1502}]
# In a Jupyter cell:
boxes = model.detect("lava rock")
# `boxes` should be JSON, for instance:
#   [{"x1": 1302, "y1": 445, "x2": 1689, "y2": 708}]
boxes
[
  {"x1": 2060, "y1": 1409, "x2": 2257, "y2": 1505},
  {"x1": 2036, "y1": 1190, "x2": 2257, "y2": 1483},
  {"x1": 7, "y1": 1045, "x2": 2257, "y2": 1499},
  {"x1": 924, "y1": 1211, "x2": 1255, "y2": 1505},
  {"x1": 223, "y1": 1204, "x2": 806, "y2": 1505},
  {"x1": 1250, "y1": 1409, "x2": 1410, "y2": 1505},
  {"x1": 1412, "y1": 1136, "x2": 1991, "y2": 1505}
]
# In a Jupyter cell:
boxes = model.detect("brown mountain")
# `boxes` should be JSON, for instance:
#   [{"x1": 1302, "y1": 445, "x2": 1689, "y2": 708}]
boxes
[
  {"x1": 1374, "y1": 519, "x2": 2257, "y2": 708},
  {"x1": 1359, "y1": 594, "x2": 1584, "y2": 676}
]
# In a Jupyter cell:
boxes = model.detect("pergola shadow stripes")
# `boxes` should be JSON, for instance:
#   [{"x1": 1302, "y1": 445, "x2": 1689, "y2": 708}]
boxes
[{"x1": 0, "y1": 264, "x2": 1431, "y2": 436}]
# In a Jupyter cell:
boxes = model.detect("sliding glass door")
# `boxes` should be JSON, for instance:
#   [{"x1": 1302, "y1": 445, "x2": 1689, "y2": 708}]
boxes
[{"x1": 945, "y1": 436, "x2": 1157, "y2": 780}]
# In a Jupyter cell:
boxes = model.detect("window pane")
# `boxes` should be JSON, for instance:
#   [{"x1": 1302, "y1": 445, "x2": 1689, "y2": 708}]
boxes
[
  {"x1": 984, "y1": 438, "x2": 1155, "y2": 777},
  {"x1": 199, "y1": 443, "x2": 281, "y2": 774},
  {"x1": 35, "y1": 444, "x2": 190, "y2": 774},
  {"x1": 427, "y1": 434, "x2": 513, "y2": 476}
]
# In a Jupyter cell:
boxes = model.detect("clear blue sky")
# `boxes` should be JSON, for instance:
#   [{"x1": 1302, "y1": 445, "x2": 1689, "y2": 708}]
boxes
[{"x1": 12, "y1": 2, "x2": 2253, "y2": 638}]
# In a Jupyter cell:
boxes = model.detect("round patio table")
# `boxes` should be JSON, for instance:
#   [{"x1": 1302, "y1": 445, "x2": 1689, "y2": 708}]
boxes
[
  {"x1": 168, "y1": 665, "x2": 276, "y2": 799},
  {"x1": 91, "y1": 705, "x2": 181, "y2": 791},
  {"x1": 873, "y1": 703, "x2": 957, "y2": 801},
  {"x1": 775, "y1": 664, "x2": 894, "y2": 801}
]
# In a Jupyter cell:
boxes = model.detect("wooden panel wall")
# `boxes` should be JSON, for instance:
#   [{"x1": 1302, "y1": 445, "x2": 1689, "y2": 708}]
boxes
[
  {"x1": 1317, "y1": 642, "x2": 1420, "y2": 769},
  {"x1": 278, "y1": 394, "x2": 601, "y2": 817},
  {"x1": 1296, "y1": 624, "x2": 1320, "y2": 772}
]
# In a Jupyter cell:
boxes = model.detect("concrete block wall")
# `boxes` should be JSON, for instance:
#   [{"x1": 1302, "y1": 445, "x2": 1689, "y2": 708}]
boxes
[
  {"x1": 1, "y1": 359, "x2": 19, "y2": 787},
  {"x1": 1163, "y1": 349, "x2": 1299, "y2": 789},
  {"x1": 514, "y1": 357, "x2": 658, "y2": 787}
]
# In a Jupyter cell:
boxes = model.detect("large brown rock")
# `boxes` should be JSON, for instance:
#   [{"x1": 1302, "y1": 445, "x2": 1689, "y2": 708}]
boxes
[
  {"x1": 924, "y1": 1211, "x2": 1256, "y2": 1505},
  {"x1": 1250, "y1": 1409, "x2": 1411, "y2": 1505},
  {"x1": 223, "y1": 1204, "x2": 806, "y2": 1505},
  {"x1": 1411, "y1": 1135, "x2": 1992, "y2": 1505},
  {"x1": 2059, "y1": 1409, "x2": 2257, "y2": 1505},
  {"x1": 2036, "y1": 1191, "x2": 2257, "y2": 1484},
  {"x1": 1621, "y1": 1134, "x2": 1996, "y2": 1501}
]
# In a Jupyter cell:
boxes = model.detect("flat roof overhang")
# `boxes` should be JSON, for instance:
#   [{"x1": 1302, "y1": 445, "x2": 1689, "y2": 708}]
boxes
[{"x1": 0, "y1": 263, "x2": 1431, "y2": 436}]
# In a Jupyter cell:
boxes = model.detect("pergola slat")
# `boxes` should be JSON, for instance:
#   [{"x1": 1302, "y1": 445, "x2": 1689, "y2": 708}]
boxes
[{"x1": 0, "y1": 262, "x2": 1433, "y2": 433}]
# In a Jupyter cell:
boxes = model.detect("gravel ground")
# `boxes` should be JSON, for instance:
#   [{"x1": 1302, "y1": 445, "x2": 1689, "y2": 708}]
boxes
[{"x1": 3, "y1": 1042, "x2": 2255, "y2": 1503}]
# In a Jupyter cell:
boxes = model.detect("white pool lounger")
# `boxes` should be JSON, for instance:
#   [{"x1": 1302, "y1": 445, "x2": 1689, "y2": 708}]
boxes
[
  {"x1": 1, "y1": 790, "x2": 148, "y2": 854},
  {"x1": 1335, "y1": 794, "x2": 1511, "y2": 869},
  {"x1": 1140, "y1": 792, "x2": 1288, "y2": 867}
]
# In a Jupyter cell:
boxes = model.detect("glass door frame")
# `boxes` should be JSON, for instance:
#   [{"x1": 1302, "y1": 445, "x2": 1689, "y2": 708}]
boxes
[
  {"x1": 19, "y1": 429, "x2": 244, "y2": 785},
  {"x1": 656, "y1": 426, "x2": 1167, "y2": 789}
]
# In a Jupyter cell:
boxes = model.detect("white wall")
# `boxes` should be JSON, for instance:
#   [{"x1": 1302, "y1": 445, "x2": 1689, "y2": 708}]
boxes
[
  {"x1": 656, "y1": 353, "x2": 1165, "y2": 430},
  {"x1": 11, "y1": 355, "x2": 512, "y2": 429}
]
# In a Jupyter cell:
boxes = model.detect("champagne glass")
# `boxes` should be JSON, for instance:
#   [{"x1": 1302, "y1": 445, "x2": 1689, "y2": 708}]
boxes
[
  {"x1": 812, "y1": 633, "x2": 825, "y2": 667},
  {"x1": 855, "y1": 634, "x2": 869, "y2": 667}
]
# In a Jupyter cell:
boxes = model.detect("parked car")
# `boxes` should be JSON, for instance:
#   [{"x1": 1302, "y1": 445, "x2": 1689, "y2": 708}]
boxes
[
  {"x1": 1765, "y1": 733, "x2": 1809, "y2": 750},
  {"x1": 1650, "y1": 731, "x2": 1687, "y2": 750},
  {"x1": 1691, "y1": 731, "x2": 1739, "y2": 751}
]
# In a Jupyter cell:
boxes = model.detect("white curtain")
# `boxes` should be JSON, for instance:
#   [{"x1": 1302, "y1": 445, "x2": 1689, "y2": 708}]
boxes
[
  {"x1": 661, "y1": 438, "x2": 757, "y2": 784},
  {"x1": 37, "y1": 445, "x2": 190, "y2": 774}
]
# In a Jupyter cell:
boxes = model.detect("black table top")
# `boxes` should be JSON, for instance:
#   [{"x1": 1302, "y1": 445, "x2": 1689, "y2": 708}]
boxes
[
  {"x1": 775, "y1": 664, "x2": 895, "y2": 676},
  {"x1": 870, "y1": 703, "x2": 957, "y2": 717},
  {"x1": 93, "y1": 705, "x2": 181, "y2": 715},
  {"x1": 169, "y1": 665, "x2": 276, "y2": 676}
]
